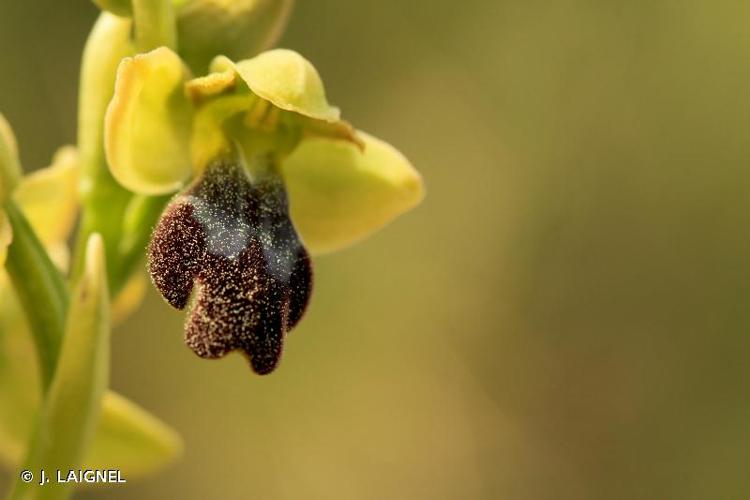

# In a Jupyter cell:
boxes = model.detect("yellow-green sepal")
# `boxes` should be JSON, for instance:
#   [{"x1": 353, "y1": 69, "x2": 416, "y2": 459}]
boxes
[
  {"x1": 282, "y1": 131, "x2": 424, "y2": 254},
  {"x1": 106, "y1": 47, "x2": 193, "y2": 195},
  {"x1": 8, "y1": 235, "x2": 110, "y2": 500}
]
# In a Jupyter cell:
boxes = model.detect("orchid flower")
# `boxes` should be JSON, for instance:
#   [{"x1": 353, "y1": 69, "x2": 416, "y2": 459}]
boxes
[{"x1": 105, "y1": 47, "x2": 424, "y2": 374}]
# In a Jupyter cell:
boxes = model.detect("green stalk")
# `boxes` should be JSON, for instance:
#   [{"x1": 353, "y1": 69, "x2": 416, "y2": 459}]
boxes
[
  {"x1": 112, "y1": 193, "x2": 171, "y2": 290},
  {"x1": 3, "y1": 200, "x2": 67, "y2": 390},
  {"x1": 132, "y1": 0, "x2": 177, "y2": 52},
  {"x1": 72, "y1": 13, "x2": 134, "y2": 289}
]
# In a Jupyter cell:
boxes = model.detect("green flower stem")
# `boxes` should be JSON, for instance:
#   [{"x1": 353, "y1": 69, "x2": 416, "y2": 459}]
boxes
[
  {"x1": 113, "y1": 193, "x2": 171, "y2": 291},
  {"x1": 2, "y1": 200, "x2": 67, "y2": 390},
  {"x1": 132, "y1": 0, "x2": 177, "y2": 52},
  {"x1": 72, "y1": 13, "x2": 134, "y2": 290},
  {"x1": 74, "y1": 4, "x2": 177, "y2": 296}
]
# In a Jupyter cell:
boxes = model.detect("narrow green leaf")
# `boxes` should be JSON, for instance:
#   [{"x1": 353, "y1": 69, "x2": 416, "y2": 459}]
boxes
[
  {"x1": 9, "y1": 235, "x2": 110, "y2": 500},
  {"x1": 3, "y1": 200, "x2": 67, "y2": 389}
]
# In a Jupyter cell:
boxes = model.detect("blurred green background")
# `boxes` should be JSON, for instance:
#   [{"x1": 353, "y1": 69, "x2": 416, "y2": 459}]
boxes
[{"x1": 3, "y1": 0, "x2": 750, "y2": 498}]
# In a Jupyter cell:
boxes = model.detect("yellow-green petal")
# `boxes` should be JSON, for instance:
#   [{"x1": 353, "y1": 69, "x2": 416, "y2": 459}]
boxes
[
  {"x1": 282, "y1": 131, "x2": 424, "y2": 254},
  {"x1": 106, "y1": 47, "x2": 193, "y2": 195},
  {"x1": 0, "y1": 113, "x2": 22, "y2": 203},
  {"x1": 13, "y1": 146, "x2": 79, "y2": 247},
  {"x1": 185, "y1": 67, "x2": 237, "y2": 103},
  {"x1": 214, "y1": 49, "x2": 341, "y2": 123}
]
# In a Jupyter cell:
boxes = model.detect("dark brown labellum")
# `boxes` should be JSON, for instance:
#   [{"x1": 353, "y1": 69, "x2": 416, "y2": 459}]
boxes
[{"x1": 148, "y1": 159, "x2": 312, "y2": 375}]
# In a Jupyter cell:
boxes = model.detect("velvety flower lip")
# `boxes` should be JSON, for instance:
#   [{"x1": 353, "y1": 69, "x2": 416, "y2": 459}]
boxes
[{"x1": 148, "y1": 158, "x2": 312, "y2": 374}]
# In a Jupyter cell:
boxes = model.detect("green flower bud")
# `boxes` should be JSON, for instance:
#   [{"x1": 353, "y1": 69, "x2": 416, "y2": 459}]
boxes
[
  {"x1": 177, "y1": 0, "x2": 294, "y2": 73},
  {"x1": 0, "y1": 113, "x2": 22, "y2": 205}
]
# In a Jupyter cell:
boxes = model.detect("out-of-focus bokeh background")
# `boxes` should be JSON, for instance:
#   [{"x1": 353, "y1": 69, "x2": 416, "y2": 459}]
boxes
[{"x1": 3, "y1": 0, "x2": 750, "y2": 498}]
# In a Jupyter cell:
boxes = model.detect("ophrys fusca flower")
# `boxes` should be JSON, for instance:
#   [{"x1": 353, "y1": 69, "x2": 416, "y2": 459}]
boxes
[{"x1": 105, "y1": 47, "x2": 423, "y2": 374}]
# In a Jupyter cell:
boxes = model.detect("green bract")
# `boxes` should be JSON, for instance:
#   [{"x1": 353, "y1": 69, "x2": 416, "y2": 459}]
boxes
[
  {"x1": 9, "y1": 235, "x2": 110, "y2": 500},
  {"x1": 105, "y1": 47, "x2": 423, "y2": 254},
  {"x1": 0, "y1": 119, "x2": 181, "y2": 485},
  {"x1": 177, "y1": 0, "x2": 294, "y2": 73}
]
